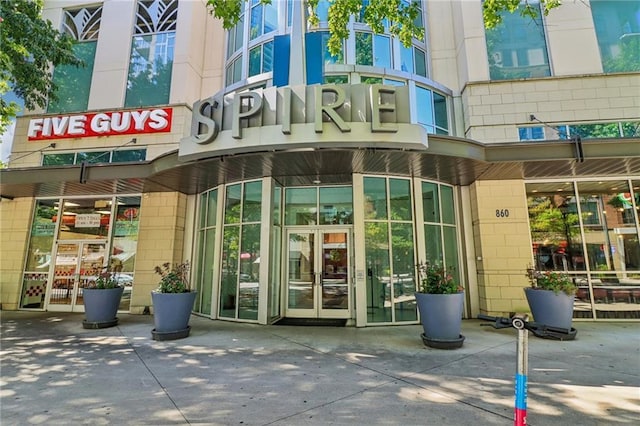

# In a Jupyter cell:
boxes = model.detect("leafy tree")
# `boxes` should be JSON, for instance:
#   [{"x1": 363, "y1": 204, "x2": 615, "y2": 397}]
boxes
[
  {"x1": 207, "y1": 0, "x2": 562, "y2": 56},
  {"x1": 0, "y1": 0, "x2": 83, "y2": 133}
]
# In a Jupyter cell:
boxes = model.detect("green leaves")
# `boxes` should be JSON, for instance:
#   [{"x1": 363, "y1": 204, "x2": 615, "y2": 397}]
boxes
[
  {"x1": 483, "y1": 0, "x2": 561, "y2": 29},
  {"x1": 0, "y1": 0, "x2": 83, "y2": 132}
]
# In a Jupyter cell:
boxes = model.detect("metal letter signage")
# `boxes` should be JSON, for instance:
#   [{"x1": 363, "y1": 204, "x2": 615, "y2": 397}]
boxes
[{"x1": 179, "y1": 84, "x2": 427, "y2": 161}]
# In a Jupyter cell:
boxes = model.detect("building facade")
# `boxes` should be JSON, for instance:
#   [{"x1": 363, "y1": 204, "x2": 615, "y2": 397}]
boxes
[{"x1": 1, "y1": 0, "x2": 639, "y2": 326}]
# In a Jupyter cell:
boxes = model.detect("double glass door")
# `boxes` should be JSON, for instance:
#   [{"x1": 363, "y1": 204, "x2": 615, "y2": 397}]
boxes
[
  {"x1": 285, "y1": 228, "x2": 351, "y2": 318},
  {"x1": 46, "y1": 242, "x2": 107, "y2": 311}
]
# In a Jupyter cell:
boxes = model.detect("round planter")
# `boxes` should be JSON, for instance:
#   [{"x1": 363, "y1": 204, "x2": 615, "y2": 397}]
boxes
[
  {"x1": 151, "y1": 291, "x2": 197, "y2": 340},
  {"x1": 415, "y1": 292, "x2": 465, "y2": 348},
  {"x1": 524, "y1": 288, "x2": 574, "y2": 330},
  {"x1": 82, "y1": 287, "x2": 124, "y2": 329}
]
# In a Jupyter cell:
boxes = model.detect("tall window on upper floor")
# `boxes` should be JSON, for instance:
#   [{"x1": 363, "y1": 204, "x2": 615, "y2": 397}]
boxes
[
  {"x1": 124, "y1": 0, "x2": 177, "y2": 108},
  {"x1": 47, "y1": 6, "x2": 102, "y2": 113},
  {"x1": 416, "y1": 85, "x2": 448, "y2": 135},
  {"x1": 590, "y1": 0, "x2": 640, "y2": 73},
  {"x1": 484, "y1": 0, "x2": 551, "y2": 80}
]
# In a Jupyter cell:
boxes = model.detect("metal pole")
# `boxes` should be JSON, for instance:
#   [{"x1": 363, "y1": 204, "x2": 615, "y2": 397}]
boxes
[{"x1": 512, "y1": 316, "x2": 528, "y2": 426}]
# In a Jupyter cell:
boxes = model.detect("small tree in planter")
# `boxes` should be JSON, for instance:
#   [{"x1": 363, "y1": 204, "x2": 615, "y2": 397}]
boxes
[
  {"x1": 525, "y1": 266, "x2": 577, "y2": 331},
  {"x1": 83, "y1": 266, "x2": 125, "y2": 329},
  {"x1": 416, "y1": 262, "x2": 465, "y2": 349},
  {"x1": 151, "y1": 261, "x2": 197, "y2": 341}
]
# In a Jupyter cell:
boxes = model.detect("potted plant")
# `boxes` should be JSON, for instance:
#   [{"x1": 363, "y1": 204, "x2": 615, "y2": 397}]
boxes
[
  {"x1": 524, "y1": 266, "x2": 577, "y2": 331},
  {"x1": 82, "y1": 266, "x2": 125, "y2": 329},
  {"x1": 415, "y1": 262, "x2": 465, "y2": 349},
  {"x1": 151, "y1": 261, "x2": 197, "y2": 341}
]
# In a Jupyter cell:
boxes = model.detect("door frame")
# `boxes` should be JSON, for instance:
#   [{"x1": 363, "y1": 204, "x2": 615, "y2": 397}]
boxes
[
  {"x1": 284, "y1": 226, "x2": 353, "y2": 319},
  {"x1": 45, "y1": 240, "x2": 108, "y2": 312}
]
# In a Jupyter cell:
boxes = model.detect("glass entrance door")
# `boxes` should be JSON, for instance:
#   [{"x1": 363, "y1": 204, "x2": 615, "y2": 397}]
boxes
[
  {"x1": 46, "y1": 242, "x2": 107, "y2": 311},
  {"x1": 285, "y1": 229, "x2": 351, "y2": 318}
]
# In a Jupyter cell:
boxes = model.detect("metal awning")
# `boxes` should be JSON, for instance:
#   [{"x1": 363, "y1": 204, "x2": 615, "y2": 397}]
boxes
[{"x1": 1, "y1": 136, "x2": 638, "y2": 199}]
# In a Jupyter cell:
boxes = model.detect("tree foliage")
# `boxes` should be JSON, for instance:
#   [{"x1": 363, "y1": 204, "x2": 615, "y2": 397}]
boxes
[
  {"x1": 207, "y1": 0, "x2": 562, "y2": 56},
  {"x1": 0, "y1": 0, "x2": 82, "y2": 133}
]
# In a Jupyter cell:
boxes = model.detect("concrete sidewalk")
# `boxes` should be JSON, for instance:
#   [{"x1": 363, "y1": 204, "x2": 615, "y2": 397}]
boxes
[{"x1": 1, "y1": 311, "x2": 638, "y2": 425}]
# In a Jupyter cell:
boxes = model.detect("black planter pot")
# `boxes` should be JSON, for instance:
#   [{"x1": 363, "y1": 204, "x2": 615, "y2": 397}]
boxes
[
  {"x1": 82, "y1": 287, "x2": 124, "y2": 329},
  {"x1": 524, "y1": 287, "x2": 574, "y2": 330},
  {"x1": 415, "y1": 292, "x2": 465, "y2": 349},
  {"x1": 151, "y1": 291, "x2": 197, "y2": 341}
]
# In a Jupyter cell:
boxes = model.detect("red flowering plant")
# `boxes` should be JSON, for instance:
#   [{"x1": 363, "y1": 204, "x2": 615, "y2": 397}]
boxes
[
  {"x1": 417, "y1": 262, "x2": 463, "y2": 294},
  {"x1": 525, "y1": 266, "x2": 577, "y2": 296}
]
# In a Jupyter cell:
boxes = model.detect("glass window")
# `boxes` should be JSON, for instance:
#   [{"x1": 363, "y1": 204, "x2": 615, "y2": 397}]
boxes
[
  {"x1": 324, "y1": 75, "x2": 349, "y2": 84},
  {"x1": 365, "y1": 222, "x2": 391, "y2": 322},
  {"x1": 356, "y1": 32, "x2": 373, "y2": 66},
  {"x1": 414, "y1": 47, "x2": 427, "y2": 77},
  {"x1": 590, "y1": 0, "x2": 640, "y2": 73},
  {"x1": 422, "y1": 182, "x2": 440, "y2": 223},
  {"x1": 415, "y1": 86, "x2": 435, "y2": 133},
  {"x1": 125, "y1": 0, "x2": 178, "y2": 107},
  {"x1": 569, "y1": 123, "x2": 622, "y2": 139},
  {"x1": 319, "y1": 186, "x2": 353, "y2": 225},
  {"x1": 285, "y1": 187, "x2": 317, "y2": 225},
  {"x1": 225, "y1": 184, "x2": 242, "y2": 224},
  {"x1": 622, "y1": 122, "x2": 640, "y2": 137},
  {"x1": 392, "y1": 222, "x2": 417, "y2": 321},
  {"x1": 364, "y1": 177, "x2": 388, "y2": 220},
  {"x1": 43, "y1": 153, "x2": 76, "y2": 166},
  {"x1": 77, "y1": 151, "x2": 110, "y2": 164},
  {"x1": 440, "y1": 185, "x2": 455, "y2": 225},
  {"x1": 321, "y1": 32, "x2": 344, "y2": 64},
  {"x1": 242, "y1": 181, "x2": 263, "y2": 222},
  {"x1": 250, "y1": 0, "x2": 277, "y2": 40},
  {"x1": 248, "y1": 41, "x2": 274, "y2": 77},
  {"x1": 238, "y1": 223, "x2": 260, "y2": 320},
  {"x1": 220, "y1": 226, "x2": 240, "y2": 318},
  {"x1": 519, "y1": 127, "x2": 545, "y2": 141},
  {"x1": 48, "y1": 6, "x2": 102, "y2": 113},
  {"x1": 433, "y1": 92, "x2": 448, "y2": 135},
  {"x1": 389, "y1": 178, "x2": 412, "y2": 221},
  {"x1": 485, "y1": 1, "x2": 551, "y2": 80},
  {"x1": 112, "y1": 149, "x2": 146, "y2": 163},
  {"x1": 48, "y1": 42, "x2": 97, "y2": 113},
  {"x1": 315, "y1": 0, "x2": 330, "y2": 22},
  {"x1": 399, "y1": 44, "x2": 413, "y2": 73},
  {"x1": 57, "y1": 197, "x2": 111, "y2": 239}
]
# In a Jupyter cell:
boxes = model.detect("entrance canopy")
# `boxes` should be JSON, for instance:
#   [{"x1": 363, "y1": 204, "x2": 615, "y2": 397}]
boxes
[{"x1": 1, "y1": 136, "x2": 638, "y2": 199}]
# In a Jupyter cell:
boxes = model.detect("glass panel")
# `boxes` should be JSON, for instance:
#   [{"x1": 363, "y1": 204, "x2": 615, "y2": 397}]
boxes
[
  {"x1": 125, "y1": 33, "x2": 175, "y2": 107},
  {"x1": 321, "y1": 31, "x2": 344, "y2": 64},
  {"x1": 324, "y1": 75, "x2": 348, "y2": 84},
  {"x1": 288, "y1": 232, "x2": 315, "y2": 309},
  {"x1": 389, "y1": 178, "x2": 411, "y2": 221},
  {"x1": 264, "y1": 2, "x2": 277, "y2": 33},
  {"x1": 365, "y1": 222, "x2": 391, "y2": 322},
  {"x1": 43, "y1": 153, "x2": 75, "y2": 166},
  {"x1": 414, "y1": 47, "x2": 426, "y2": 77},
  {"x1": 194, "y1": 229, "x2": 205, "y2": 313},
  {"x1": 233, "y1": 57, "x2": 242, "y2": 82},
  {"x1": 424, "y1": 224, "x2": 442, "y2": 265},
  {"x1": 249, "y1": 45, "x2": 262, "y2": 76},
  {"x1": 199, "y1": 193, "x2": 207, "y2": 229},
  {"x1": 50, "y1": 243, "x2": 79, "y2": 306},
  {"x1": 569, "y1": 123, "x2": 622, "y2": 139},
  {"x1": 57, "y1": 198, "x2": 111, "y2": 239},
  {"x1": 77, "y1": 151, "x2": 110, "y2": 164},
  {"x1": 422, "y1": 182, "x2": 440, "y2": 223},
  {"x1": 220, "y1": 225, "x2": 240, "y2": 318},
  {"x1": 112, "y1": 196, "x2": 140, "y2": 311},
  {"x1": 322, "y1": 232, "x2": 348, "y2": 309},
  {"x1": 443, "y1": 226, "x2": 460, "y2": 285},
  {"x1": 391, "y1": 223, "x2": 417, "y2": 321},
  {"x1": 239, "y1": 224, "x2": 260, "y2": 320},
  {"x1": 415, "y1": 86, "x2": 434, "y2": 133},
  {"x1": 269, "y1": 186, "x2": 282, "y2": 319},
  {"x1": 315, "y1": 0, "x2": 330, "y2": 22},
  {"x1": 590, "y1": 0, "x2": 640, "y2": 73},
  {"x1": 263, "y1": 41, "x2": 273, "y2": 72},
  {"x1": 361, "y1": 76, "x2": 383, "y2": 84},
  {"x1": 374, "y1": 35, "x2": 391, "y2": 68},
  {"x1": 47, "y1": 41, "x2": 96, "y2": 113},
  {"x1": 440, "y1": 185, "x2": 455, "y2": 225},
  {"x1": 250, "y1": 3, "x2": 263, "y2": 40},
  {"x1": 285, "y1": 187, "x2": 317, "y2": 225},
  {"x1": 77, "y1": 242, "x2": 107, "y2": 306},
  {"x1": 399, "y1": 44, "x2": 413, "y2": 73},
  {"x1": 622, "y1": 122, "x2": 640, "y2": 137},
  {"x1": 319, "y1": 186, "x2": 353, "y2": 225},
  {"x1": 485, "y1": 1, "x2": 551, "y2": 80},
  {"x1": 112, "y1": 149, "x2": 146, "y2": 163},
  {"x1": 518, "y1": 127, "x2": 545, "y2": 141},
  {"x1": 225, "y1": 184, "x2": 242, "y2": 224},
  {"x1": 207, "y1": 189, "x2": 218, "y2": 227},
  {"x1": 242, "y1": 181, "x2": 262, "y2": 222},
  {"x1": 235, "y1": 16, "x2": 244, "y2": 52},
  {"x1": 355, "y1": 32, "x2": 373, "y2": 66},
  {"x1": 433, "y1": 92, "x2": 448, "y2": 133},
  {"x1": 364, "y1": 177, "x2": 387, "y2": 220},
  {"x1": 20, "y1": 200, "x2": 57, "y2": 308}
]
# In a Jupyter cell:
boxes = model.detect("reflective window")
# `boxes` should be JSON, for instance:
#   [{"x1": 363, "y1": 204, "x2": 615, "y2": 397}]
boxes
[
  {"x1": 355, "y1": 32, "x2": 391, "y2": 68},
  {"x1": 285, "y1": 186, "x2": 353, "y2": 225},
  {"x1": 57, "y1": 197, "x2": 111, "y2": 239},
  {"x1": 518, "y1": 127, "x2": 545, "y2": 141},
  {"x1": 416, "y1": 85, "x2": 435, "y2": 133},
  {"x1": 250, "y1": 0, "x2": 277, "y2": 40},
  {"x1": 111, "y1": 196, "x2": 141, "y2": 311},
  {"x1": 421, "y1": 181, "x2": 458, "y2": 282},
  {"x1": 285, "y1": 187, "x2": 317, "y2": 225},
  {"x1": 485, "y1": 0, "x2": 551, "y2": 80},
  {"x1": 48, "y1": 6, "x2": 101, "y2": 113},
  {"x1": 364, "y1": 176, "x2": 416, "y2": 324},
  {"x1": 248, "y1": 41, "x2": 274, "y2": 77},
  {"x1": 321, "y1": 31, "x2": 344, "y2": 64},
  {"x1": 319, "y1": 187, "x2": 354, "y2": 225},
  {"x1": 590, "y1": 0, "x2": 640, "y2": 73},
  {"x1": 125, "y1": 0, "x2": 177, "y2": 107},
  {"x1": 526, "y1": 180, "x2": 640, "y2": 320},
  {"x1": 42, "y1": 150, "x2": 146, "y2": 166}
]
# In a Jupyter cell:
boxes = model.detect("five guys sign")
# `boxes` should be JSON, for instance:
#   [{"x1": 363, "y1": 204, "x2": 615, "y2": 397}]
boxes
[{"x1": 27, "y1": 107, "x2": 173, "y2": 141}]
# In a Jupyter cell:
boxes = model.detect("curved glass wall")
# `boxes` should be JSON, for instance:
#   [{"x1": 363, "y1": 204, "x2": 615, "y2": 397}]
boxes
[{"x1": 527, "y1": 179, "x2": 640, "y2": 319}]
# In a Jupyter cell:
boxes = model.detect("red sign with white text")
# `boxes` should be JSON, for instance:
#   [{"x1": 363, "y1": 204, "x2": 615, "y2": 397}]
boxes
[{"x1": 27, "y1": 108, "x2": 173, "y2": 141}]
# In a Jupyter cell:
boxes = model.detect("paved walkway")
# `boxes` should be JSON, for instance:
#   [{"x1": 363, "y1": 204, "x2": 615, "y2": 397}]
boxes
[{"x1": 1, "y1": 311, "x2": 639, "y2": 425}]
